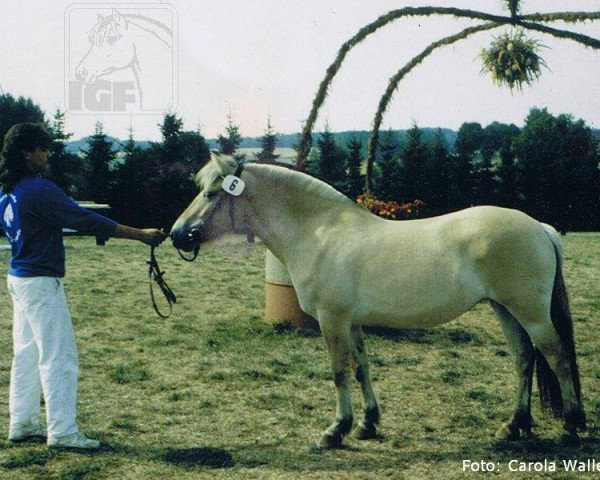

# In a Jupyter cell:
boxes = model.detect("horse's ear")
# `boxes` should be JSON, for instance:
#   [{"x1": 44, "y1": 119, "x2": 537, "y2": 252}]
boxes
[
  {"x1": 97, "y1": 13, "x2": 105, "y2": 23},
  {"x1": 212, "y1": 151, "x2": 237, "y2": 176},
  {"x1": 112, "y1": 8, "x2": 124, "y2": 26}
]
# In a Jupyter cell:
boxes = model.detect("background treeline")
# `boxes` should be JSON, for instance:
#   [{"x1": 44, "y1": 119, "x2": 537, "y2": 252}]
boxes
[
  {"x1": 307, "y1": 110, "x2": 600, "y2": 233},
  {"x1": 1, "y1": 93, "x2": 599, "y2": 232}
]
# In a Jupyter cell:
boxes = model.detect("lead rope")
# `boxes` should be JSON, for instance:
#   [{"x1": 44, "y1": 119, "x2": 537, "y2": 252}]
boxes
[{"x1": 148, "y1": 245, "x2": 177, "y2": 318}]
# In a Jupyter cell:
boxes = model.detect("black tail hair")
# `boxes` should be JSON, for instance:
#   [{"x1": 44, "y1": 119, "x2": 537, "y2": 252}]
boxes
[{"x1": 536, "y1": 233, "x2": 585, "y2": 428}]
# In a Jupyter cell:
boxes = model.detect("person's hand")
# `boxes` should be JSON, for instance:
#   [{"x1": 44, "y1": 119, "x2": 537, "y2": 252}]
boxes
[{"x1": 141, "y1": 228, "x2": 168, "y2": 247}]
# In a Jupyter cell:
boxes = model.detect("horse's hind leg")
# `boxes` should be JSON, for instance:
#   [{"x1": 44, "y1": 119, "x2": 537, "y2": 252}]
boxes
[
  {"x1": 349, "y1": 324, "x2": 380, "y2": 440},
  {"x1": 317, "y1": 318, "x2": 355, "y2": 449},
  {"x1": 492, "y1": 301, "x2": 535, "y2": 440},
  {"x1": 504, "y1": 303, "x2": 585, "y2": 445}
]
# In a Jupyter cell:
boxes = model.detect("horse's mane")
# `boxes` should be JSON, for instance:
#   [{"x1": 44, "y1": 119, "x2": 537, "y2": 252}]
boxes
[
  {"x1": 88, "y1": 16, "x2": 116, "y2": 46},
  {"x1": 196, "y1": 155, "x2": 360, "y2": 210},
  {"x1": 87, "y1": 12, "x2": 172, "y2": 47},
  {"x1": 194, "y1": 154, "x2": 238, "y2": 191},
  {"x1": 256, "y1": 163, "x2": 354, "y2": 205}
]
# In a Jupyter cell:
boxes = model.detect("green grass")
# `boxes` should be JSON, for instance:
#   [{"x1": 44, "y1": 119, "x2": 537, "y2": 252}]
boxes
[{"x1": 0, "y1": 233, "x2": 599, "y2": 479}]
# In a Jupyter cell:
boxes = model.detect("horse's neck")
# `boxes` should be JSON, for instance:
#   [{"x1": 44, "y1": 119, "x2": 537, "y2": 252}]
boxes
[
  {"x1": 127, "y1": 16, "x2": 172, "y2": 48},
  {"x1": 126, "y1": 17, "x2": 174, "y2": 109},
  {"x1": 243, "y1": 165, "x2": 369, "y2": 261}
]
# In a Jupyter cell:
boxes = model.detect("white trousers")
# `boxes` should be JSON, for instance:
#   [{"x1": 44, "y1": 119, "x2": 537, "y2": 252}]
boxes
[{"x1": 7, "y1": 275, "x2": 79, "y2": 440}]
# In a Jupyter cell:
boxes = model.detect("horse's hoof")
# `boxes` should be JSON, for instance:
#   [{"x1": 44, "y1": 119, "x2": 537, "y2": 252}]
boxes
[
  {"x1": 318, "y1": 433, "x2": 344, "y2": 450},
  {"x1": 556, "y1": 430, "x2": 580, "y2": 448},
  {"x1": 352, "y1": 423, "x2": 378, "y2": 440},
  {"x1": 495, "y1": 423, "x2": 520, "y2": 441}
]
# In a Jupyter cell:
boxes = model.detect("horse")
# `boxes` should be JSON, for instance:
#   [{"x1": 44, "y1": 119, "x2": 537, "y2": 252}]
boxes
[
  {"x1": 170, "y1": 152, "x2": 586, "y2": 449},
  {"x1": 75, "y1": 8, "x2": 173, "y2": 110}
]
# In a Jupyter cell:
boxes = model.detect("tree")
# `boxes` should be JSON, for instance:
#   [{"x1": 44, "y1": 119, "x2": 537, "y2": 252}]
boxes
[
  {"x1": 345, "y1": 137, "x2": 364, "y2": 200},
  {"x1": 515, "y1": 108, "x2": 600, "y2": 232},
  {"x1": 485, "y1": 122, "x2": 521, "y2": 209},
  {"x1": 455, "y1": 122, "x2": 484, "y2": 159},
  {"x1": 448, "y1": 122, "x2": 484, "y2": 209},
  {"x1": 81, "y1": 121, "x2": 115, "y2": 203},
  {"x1": 296, "y1": 0, "x2": 600, "y2": 198},
  {"x1": 255, "y1": 118, "x2": 279, "y2": 163},
  {"x1": 373, "y1": 129, "x2": 402, "y2": 201},
  {"x1": 158, "y1": 113, "x2": 184, "y2": 161},
  {"x1": 109, "y1": 126, "x2": 155, "y2": 227},
  {"x1": 398, "y1": 123, "x2": 429, "y2": 202},
  {"x1": 217, "y1": 113, "x2": 243, "y2": 156},
  {"x1": 47, "y1": 108, "x2": 83, "y2": 198},
  {"x1": 426, "y1": 129, "x2": 452, "y2": 215},
  {"x1": 316, "y1": 123, "x2": 347, "y2": 190},
  {"x1": 0, "y1": 93, "x2": 45, "y2": 145},
  {"x1": 148, "y1": 113, "x2": 211, "y2": 229}
]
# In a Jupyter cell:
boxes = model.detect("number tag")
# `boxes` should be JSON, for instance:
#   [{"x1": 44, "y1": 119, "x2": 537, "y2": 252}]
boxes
[{"x1": 222, "y1": 175, "x2": 245, "y2": 196}]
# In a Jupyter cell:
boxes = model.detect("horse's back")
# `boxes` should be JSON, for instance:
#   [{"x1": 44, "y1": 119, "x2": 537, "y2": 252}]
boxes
[
  {"x1": 337, "y1": 206, "x2": 555, "y2": 329},
  {"x1": 430, "y1": 206, "x2": 557, "y2": 308}
]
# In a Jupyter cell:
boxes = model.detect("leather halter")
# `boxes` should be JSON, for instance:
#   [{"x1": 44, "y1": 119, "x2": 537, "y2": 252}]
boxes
[
  {"x1": 178, "y1": 162, "x2": 245, "y2": 262},
  {"x1": 148, "y1": 163, "x2": 245, "y2": 318}
]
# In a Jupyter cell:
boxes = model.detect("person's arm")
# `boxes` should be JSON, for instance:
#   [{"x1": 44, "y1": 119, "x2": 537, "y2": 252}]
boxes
[
  {"x1": 113, "y1": 224, "x2": 167, "y2": 246},
  {"x1": 35, "y1": 180, "x2": 167, "y2": 247}
]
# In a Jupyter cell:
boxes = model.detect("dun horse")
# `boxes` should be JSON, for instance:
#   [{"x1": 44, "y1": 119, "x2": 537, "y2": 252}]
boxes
[{"x1": 171, "y1": 152, "x2": 585, "y2": 448}]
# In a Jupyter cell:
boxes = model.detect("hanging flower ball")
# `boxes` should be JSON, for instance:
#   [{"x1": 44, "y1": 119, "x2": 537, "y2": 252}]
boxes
[{"x1": 480, "y1": 29, "x2": 547, "y2": 90}]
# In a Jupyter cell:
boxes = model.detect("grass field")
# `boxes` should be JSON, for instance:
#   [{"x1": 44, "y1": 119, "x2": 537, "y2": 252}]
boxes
[{"x1": 0, "y1": 233, "x2": 599, "y2": 479}]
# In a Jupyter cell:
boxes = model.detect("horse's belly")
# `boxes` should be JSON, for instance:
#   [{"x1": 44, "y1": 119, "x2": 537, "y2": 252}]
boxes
[
  {"x1": 352, "y1": 266, "x2": 485, "y2": 329},
  {"x1": 357, "y1": 299, "x2": 477, "y2": 329}
]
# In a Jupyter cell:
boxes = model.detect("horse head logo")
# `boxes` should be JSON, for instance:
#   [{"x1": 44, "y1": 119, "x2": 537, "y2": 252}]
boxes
[
  {"x1": 75, "y1": 9, "x2": 140, "y2": 85},
  {"x1": 68, "y1": 5, "x2": 176, "y2": 112}
]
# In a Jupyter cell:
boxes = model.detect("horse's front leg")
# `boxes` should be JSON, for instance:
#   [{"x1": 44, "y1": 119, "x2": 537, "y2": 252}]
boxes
[
  {"x1": 350, "y1": 324, "x2": 380, "y2": 440},
  {"x1": 317, "y1": 319, "x2": 354, "y2": 449}
]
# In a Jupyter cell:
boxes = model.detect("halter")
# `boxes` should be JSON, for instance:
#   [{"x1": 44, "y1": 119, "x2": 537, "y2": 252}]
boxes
[
  {"x1": 177, "y1": 162, "x2": 245, "y2": 262},
  {"x1": 149, "y1": 163, "x2": 245, "y2": 318}
]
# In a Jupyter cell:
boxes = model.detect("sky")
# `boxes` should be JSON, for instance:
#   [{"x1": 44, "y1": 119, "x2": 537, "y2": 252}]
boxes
[{"x1": 2, "y1": 0, "x2": 600, "y2": 141}]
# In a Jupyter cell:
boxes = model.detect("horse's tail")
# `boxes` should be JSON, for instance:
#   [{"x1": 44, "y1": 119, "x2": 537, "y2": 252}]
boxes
[{"x1": 535, "y1": 224, "x2": 585, "y2": 427}]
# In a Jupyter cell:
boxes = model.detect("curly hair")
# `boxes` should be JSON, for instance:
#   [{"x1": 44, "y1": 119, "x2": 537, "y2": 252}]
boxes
[{"x1": 0, "y1": 123, "x2": 52, "y2": 192}]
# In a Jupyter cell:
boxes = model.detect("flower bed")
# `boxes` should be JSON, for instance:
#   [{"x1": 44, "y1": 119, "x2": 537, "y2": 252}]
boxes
[{"x1": 357, "y1": 194, "x2": 424, "y2": 220}]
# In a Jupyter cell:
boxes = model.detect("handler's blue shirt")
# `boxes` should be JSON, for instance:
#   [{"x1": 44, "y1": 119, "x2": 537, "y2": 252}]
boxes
[{"x1": 0, "y1": 177, "x2": 117, "y2": 278}]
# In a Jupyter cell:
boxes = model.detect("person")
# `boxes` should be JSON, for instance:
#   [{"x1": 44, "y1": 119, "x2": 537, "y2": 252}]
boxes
[{"x1": 0, "y1": 123, "x2": 167, "y2": 450}]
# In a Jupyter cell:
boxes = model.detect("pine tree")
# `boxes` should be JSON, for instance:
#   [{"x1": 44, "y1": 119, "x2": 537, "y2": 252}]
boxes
[
  {"x1": 255, "y1": 118, "x2": 279, "y2": 163},
  {"x1": 0, "y1": 93, "x2": 45, "y2": 145},
  {"x1": 217, "y1": 113, "x2": 243, "y2": 156},
  {"x1": 316, "y1": 123, "x2": 347, "y2": 190},
  {"x1": 82, "y1": 121, "x2": 115, "y2": 203},
  {"x1": 48, "y1": 108, "x2": 80, "y2": 196},
  {"x1": 399, "y1": 123, "x2": 429, "y2": 202},
  {"x1": 373, "y1": 129, "x2": 402, "y2": 201},
  {"x1": 346, "y1": 137, "x2": 364, "y2": 199},
  {"x1": 158, "y1": 113, "x2": 184, "y2": 163},
  {"x1": 426, "y1": 129, "x2": 451, "y2": 215},
  {"x1": 110, "y1": 126, "x2": 154, "y2": 227}
]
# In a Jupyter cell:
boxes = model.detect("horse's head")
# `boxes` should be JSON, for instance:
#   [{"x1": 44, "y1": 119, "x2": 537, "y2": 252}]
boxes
[
  {"x1": 171, "y1": 152, "x2": 245, "y2": 252},
  {"x1": 76, "y1": 9, "x2": 137, "y2": 84}
]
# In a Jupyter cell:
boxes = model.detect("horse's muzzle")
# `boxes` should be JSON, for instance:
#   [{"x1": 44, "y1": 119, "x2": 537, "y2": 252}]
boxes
[{"x1": 170, "y1": 227, "x2": 203, "y2": 252}]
